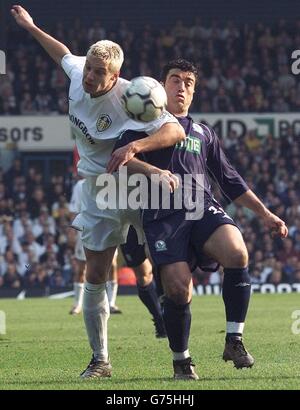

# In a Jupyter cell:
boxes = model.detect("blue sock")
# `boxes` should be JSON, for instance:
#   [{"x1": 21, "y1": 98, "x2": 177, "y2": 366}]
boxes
[
  {"x1": 137, "y1": 281, "x2": 163, "y2": 321},
  {"x1": 163, "y1": 297, "x2": 191, "y2": 353},
  {"x1": 222, "y1": 267, "x2": 251, "y2": 340}
]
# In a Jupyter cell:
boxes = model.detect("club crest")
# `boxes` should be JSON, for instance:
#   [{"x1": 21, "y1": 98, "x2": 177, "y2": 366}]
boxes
[{"x1": 97, "y1": 114, "x2": 112, "y2": 132}]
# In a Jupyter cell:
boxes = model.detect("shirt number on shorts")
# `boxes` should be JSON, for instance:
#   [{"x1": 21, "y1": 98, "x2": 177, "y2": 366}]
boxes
[{"x1": 208, "y1": 205, "x2": 233, "y2": 221}]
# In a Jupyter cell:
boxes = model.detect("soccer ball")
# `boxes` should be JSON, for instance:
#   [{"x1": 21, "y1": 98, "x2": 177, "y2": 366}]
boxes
[{"x1": 121, "y1": 76, "x2": 167, "y2": 122}]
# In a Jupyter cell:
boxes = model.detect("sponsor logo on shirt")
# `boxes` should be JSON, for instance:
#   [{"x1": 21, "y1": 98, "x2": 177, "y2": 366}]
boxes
[
  {"x1": 97, "y1": 114, "x2": 112, "y2": 132},
  {"x1": 69, "y1": 114, "x2": 95, "y2": 144},
  {"x1": 175, "y1": 134, "x2": 201, "y2": 154}
]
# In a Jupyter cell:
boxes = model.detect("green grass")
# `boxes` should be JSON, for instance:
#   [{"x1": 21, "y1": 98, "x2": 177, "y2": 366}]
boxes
[{"x1": 0, "y1": 293, "x2": 300, "y2": 390}]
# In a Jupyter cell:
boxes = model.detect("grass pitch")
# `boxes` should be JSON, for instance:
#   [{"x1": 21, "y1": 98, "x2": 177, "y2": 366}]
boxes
[{"x1": 0, "y1": 293, "x2": 300, "y2": 390}]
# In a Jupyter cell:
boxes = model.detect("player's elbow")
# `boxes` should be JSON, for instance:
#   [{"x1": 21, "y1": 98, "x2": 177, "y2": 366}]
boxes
[
  {"x1": 176, "y1": 124, "x2": 186, "y2": 142},
  {"x1": 162, "y1": 122, "x2": 186, "y2": 143}
]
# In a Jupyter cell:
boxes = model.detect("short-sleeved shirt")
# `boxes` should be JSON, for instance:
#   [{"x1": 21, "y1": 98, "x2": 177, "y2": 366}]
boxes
[{"x1": 61, "y1": 54, "x2": 178, "y2": 177}]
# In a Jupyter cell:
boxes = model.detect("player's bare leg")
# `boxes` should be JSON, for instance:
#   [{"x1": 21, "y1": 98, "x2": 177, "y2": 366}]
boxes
[
  {"x1": 203, "y1": 224, "x2": 254, "y2": 368},
  {"x1": 107, "y1": 252, "x2": 121, "y2": 314},
  {"x1": 80, "y1": 246, "x2": 116, "y2": 379}
]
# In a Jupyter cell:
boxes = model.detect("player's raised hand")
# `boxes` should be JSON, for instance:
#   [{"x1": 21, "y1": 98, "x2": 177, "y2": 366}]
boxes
[
  {"x1": 107, "y1": 142, "x2": 137, "y2": 173},
  {"x1": 11, "y1": 5, "x2": 35, "y2": 30},
  {"x1": 157, "y1": 170, "x2": 180, "y2": 193},
  {"x1": 263, "y1": 211, "x2": 288, "y2": 238}
]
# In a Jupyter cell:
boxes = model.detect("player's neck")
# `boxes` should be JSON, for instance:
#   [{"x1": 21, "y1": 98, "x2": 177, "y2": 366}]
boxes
[
  {"x1": 168, "y1": 108, "x2": 188, "y2": 117},
  {"x1": 90, "y1": 79, "x2": 118, "y2": 98}
]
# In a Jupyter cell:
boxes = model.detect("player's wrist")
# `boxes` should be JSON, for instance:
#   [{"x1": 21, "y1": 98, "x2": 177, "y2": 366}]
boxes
[
  {"x1": 131, "y1": 140, "x2": 142, "y2": 154},
  {"x1": 27, "y1": 23, "x2": 39, "y2": 33},
  {"x1": 260, "y1": 208, "x2": 272, "y2": 219},
  {"x1": 147, "y1": 166, "x2": 162, "y2": 178}
]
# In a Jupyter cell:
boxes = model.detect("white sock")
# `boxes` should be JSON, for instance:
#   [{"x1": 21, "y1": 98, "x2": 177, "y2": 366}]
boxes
[
  {"x1": 173, "y1": 350, "x2": 190, "y2": 361},
  {"x1": 73, "y1": 282, "x2": 84, "y2": 309},
  {"x1": 226, "y1": 322, "x2": 245, "y2": 335},
  {"x1": 107, "y1": 280, "x2": 118, "y2": 307},
  {"x1": 83, "y1": 282, "x2": 110, "y2": 362}
]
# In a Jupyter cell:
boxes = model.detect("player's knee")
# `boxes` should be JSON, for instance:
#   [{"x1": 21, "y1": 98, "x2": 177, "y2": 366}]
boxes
[
  {"x1": 167, "y1": 284, "x2": 190, "y2": 305},
  {"x1": 134, "y1": 263, "x2": 153, "y2": 286},
  {"x1": 226, "y1": 247, "x2": 248, "y2": 268},
  {"x1": 78, "y1": 265, "x2": 86, "y2": 282},
  {"x1": 85, "y1": 265, "x2": 108, "y2": 283},
  {"x1": 78, "y1": 272, "x2": 85, "y2": 282},
  {"x1": 100, "y1": 304, "x2": 110, "y2": 317},
  {"x1": 136, "y1": 273, "x2": 152, "y2": 287},
  {"x1": 87, "y1": 257, "x2": 111, "y2": 279}
]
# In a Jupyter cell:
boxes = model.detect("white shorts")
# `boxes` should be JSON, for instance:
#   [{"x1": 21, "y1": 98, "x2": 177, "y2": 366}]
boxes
[
  {"x1": 75, "y1": 233, "x2": 119, "y2": 262},
  {"x1": 71, "y1": 176, "x2": 144, "y2": 252}
]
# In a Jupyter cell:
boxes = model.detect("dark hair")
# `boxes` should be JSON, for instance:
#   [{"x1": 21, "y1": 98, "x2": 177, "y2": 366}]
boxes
[{"x1": 161, "y1": 59, "x2": 199, "y2": 85}]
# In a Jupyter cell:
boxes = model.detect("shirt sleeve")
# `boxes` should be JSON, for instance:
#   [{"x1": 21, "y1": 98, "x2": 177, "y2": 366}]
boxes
[
  {"x1": 61, "y1": 54, "x2": 86, "y2": 79},
  {"x1": 206, "y1": 126, "x2": 249, "y2": 202},
  {"x1": 126, "y1": 110, "x2": 179, "y2": 135},
  {"x1": 113, "y1": 130, "x2": 147, "y2": 152}
]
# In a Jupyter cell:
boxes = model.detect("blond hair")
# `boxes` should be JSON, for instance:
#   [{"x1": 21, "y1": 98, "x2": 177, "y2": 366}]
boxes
[{"x1": 87, "y1": 40, "x2": 124, "y2": 73}]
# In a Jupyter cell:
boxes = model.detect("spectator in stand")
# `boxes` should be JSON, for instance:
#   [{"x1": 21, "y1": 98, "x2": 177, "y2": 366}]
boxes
[
  {"x1": 3, "y1": 18, "x2": 300, "y2": 114},
  {"x1": 2, "y1": 263, "x2": 22, "y2": 289},
  {"x1": 277, "y1": 238, "x2": 300, "y2": 264}
]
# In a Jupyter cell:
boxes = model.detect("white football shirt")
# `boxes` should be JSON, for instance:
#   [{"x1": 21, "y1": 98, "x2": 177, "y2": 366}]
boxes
[{"x1": 61, "y1": 54, "x2": 178, "y2": 177}]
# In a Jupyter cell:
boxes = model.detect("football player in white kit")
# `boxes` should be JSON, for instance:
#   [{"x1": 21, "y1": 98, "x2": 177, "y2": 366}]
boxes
[
  {"x1": 69, "y1": 175, "x2": 120, "y2": 315},
  {"x1": 12, "y1": 5, "x2": 185, "y2": 378}
]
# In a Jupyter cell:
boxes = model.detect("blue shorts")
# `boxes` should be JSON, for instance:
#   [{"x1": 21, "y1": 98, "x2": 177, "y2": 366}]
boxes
[
  {"x1": 120, "y1": 225, "x2": 147, "y2": 267},
  {"x1": 143, "y1": 204, "x2": 237, "y2": 271}
]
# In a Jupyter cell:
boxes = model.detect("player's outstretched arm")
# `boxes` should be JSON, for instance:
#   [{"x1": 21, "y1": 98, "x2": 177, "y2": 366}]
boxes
[
  {"x1": 124, "y1": 158, "x2": 179, "y2": 193},
  {"x1": 107, "y1": 123, "x2": 185, "y2": 173},
  {"x1": 11, "y1": 5, "x2": 70, "y2": 65},
  {"x1": 234, "y1": 190, "x2": 288, "y2": 238}
]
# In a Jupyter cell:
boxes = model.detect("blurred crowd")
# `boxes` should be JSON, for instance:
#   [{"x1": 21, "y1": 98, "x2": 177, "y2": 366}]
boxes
[
  {"x1": 1, "y1": 17, "x2": 300, "y2": 114},
  {"x1": 196, "y1": 127, "x2": 300, "y2": 286},
  {"x1": 0, "y1": 159, "x2": 77, "y2": 290},
  {"x1": 0, "y1": 128, "x2": 299, "y2": 290},
  {"x1": 0, "y1": 15, "x2": 299, "y2": 290}
]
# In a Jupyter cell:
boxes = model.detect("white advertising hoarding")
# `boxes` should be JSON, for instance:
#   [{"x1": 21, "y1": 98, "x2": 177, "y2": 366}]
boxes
[
  {"x1": 190, "y1": 113, "x2": 300, "y2": 139},
  {"x1": 0, "y1": 113, "x2": 299, "y2": 152},
  {"x1": 0, "y1": 116, "x2": 73, "y2": 151}
]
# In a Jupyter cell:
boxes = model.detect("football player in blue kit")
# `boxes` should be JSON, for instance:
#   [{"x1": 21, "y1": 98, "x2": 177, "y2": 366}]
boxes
[{"x1": 115, "y1": 59, "x2": 288, "y2": 380}]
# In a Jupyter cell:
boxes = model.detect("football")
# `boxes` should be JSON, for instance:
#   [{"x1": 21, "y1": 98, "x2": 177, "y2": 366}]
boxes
[{"x1": 121, "y1": 76, "x2": 167, "y2": 122}]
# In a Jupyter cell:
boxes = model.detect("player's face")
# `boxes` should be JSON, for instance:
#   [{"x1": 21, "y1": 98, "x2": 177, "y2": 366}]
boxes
[
  {"x1": 83, "y1": 55, "x2": 119, "y2": 97},
  {"x1": 164, "y1": 69, "x2": 196, "y2": 116}
]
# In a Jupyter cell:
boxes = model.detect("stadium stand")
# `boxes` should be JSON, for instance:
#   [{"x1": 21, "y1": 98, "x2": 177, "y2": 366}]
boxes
[
  {"x1": 0, "y1": 16, "x2": 299, "y2": 291},
  {"x1": 2, "y1": 18, "x2": 300, "y2": 114}
]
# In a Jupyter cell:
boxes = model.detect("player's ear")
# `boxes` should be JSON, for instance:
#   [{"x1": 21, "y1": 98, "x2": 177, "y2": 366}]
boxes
[{"x1": 111, "y1": 71, "x2": 119, "y2": 81}]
